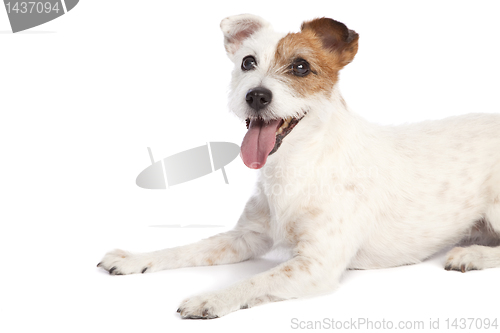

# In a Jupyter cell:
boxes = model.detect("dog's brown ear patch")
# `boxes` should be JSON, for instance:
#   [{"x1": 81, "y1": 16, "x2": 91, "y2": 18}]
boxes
[{"x1": 301, "y1": 18, "x2": 359, "y2": 67}]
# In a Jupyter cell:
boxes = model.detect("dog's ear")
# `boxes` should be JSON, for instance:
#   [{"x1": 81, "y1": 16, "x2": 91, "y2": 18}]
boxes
[
  {"x1": 221, "y1": 14, "x2": 271, "y2": 56},
  {"x1": 301, "y1": 18, "x2": 359, "y2": 67}
]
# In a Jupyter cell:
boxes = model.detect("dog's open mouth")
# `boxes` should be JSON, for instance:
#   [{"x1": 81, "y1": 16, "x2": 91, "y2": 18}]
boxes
[{"x1": 241, "y1": 115, "x2": 305, "y2": 169}]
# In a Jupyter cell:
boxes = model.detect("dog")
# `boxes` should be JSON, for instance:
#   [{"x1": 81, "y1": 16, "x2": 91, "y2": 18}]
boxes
[{"x1": 98, "y1": 14, "x2": 500, "y2": 319}]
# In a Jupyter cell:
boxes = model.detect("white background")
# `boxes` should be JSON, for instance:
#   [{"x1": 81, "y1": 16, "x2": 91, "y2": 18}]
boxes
[{"x1": 1, "y1": 0, "x2": 500, "y2": 332}]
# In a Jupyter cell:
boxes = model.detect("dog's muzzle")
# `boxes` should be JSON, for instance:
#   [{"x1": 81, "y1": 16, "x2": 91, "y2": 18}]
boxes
[{"x1": 240, "y1": 86, "x2": 306, "y2": 170}]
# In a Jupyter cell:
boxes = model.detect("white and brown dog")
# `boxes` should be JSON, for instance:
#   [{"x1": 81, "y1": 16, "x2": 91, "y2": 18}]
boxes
[{"x1": 98, "y1": 14, "x2": 500, "y2": 319}]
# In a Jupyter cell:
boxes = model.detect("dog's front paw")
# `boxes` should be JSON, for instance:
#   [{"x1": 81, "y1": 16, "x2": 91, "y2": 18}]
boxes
[
  {"x1": 97, "y1": 249, "x2": 154, "y2": 275},
  {"x1": 444, "y1": 246, "x2": 485, "y2": 273},
  {"x1": 177, "y1": 292, "x2": 240, "y2": 319}
]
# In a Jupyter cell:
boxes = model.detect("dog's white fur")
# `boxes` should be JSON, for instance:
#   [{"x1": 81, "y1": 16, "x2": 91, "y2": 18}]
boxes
[{"x1": 98, "y1": 14, "x2": 500, "y2": 319}]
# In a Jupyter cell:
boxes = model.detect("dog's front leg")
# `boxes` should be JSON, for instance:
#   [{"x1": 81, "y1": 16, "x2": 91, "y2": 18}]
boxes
[
  {"x1": 97, "y1": 196, "x2": 273, "y2": 275},
  {"x1": 178, "y1": 214, "x2": 364, "y2": 319}
]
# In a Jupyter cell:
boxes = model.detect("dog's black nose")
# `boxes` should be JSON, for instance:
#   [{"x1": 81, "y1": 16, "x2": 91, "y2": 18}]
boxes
[{"x1": 246, "y1": 87, "x2": 272, "y2": 111}]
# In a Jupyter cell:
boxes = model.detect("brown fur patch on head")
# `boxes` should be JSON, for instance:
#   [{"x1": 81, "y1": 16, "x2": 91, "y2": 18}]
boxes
[
  {"x1": 301, "y1": 18, "x2": 359, "y2": 67},
  {"x1": 270, "y1": 18, "x2": 358, "y2": 97}
]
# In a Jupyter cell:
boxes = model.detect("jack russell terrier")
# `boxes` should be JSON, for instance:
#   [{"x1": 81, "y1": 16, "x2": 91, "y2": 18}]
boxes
[{"x1": 98, "y1": 14, "x2": 500, "y2": 319}]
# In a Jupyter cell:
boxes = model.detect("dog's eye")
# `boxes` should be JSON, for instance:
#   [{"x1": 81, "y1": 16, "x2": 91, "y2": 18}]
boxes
[
  {"x1": 241, "y1": 56, "x2": 257, "y2": 71},
  {"x1": 291, "y1": 59, "x2": 311, "y2": 77}
]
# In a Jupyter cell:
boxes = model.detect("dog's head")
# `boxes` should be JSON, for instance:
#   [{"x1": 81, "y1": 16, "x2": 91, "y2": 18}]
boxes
[{"x1": 221, "y1": 14, "x2": 358, "y2": 169}]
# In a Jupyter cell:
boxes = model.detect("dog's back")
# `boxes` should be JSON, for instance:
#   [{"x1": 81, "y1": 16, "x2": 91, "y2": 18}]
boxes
[{"x1": 348, "y1": 113, "x2": 500, "y2": 269}]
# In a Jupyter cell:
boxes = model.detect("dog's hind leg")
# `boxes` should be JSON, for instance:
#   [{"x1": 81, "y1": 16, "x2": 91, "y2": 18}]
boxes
[
  {"x1": 444, "y1": 245, "x2": 500, "y2": 272},
  {"x1": 97, "y1": 196, "x2": 273, "y2": 275},
  {"x1": 445, "y1": 190, "x2": 500, "y2": 272}
]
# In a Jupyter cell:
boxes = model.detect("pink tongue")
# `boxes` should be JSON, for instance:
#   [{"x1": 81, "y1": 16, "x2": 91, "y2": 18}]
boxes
[{"x1": 241, "y1": 119, "x2": 281, "y2": 169}]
